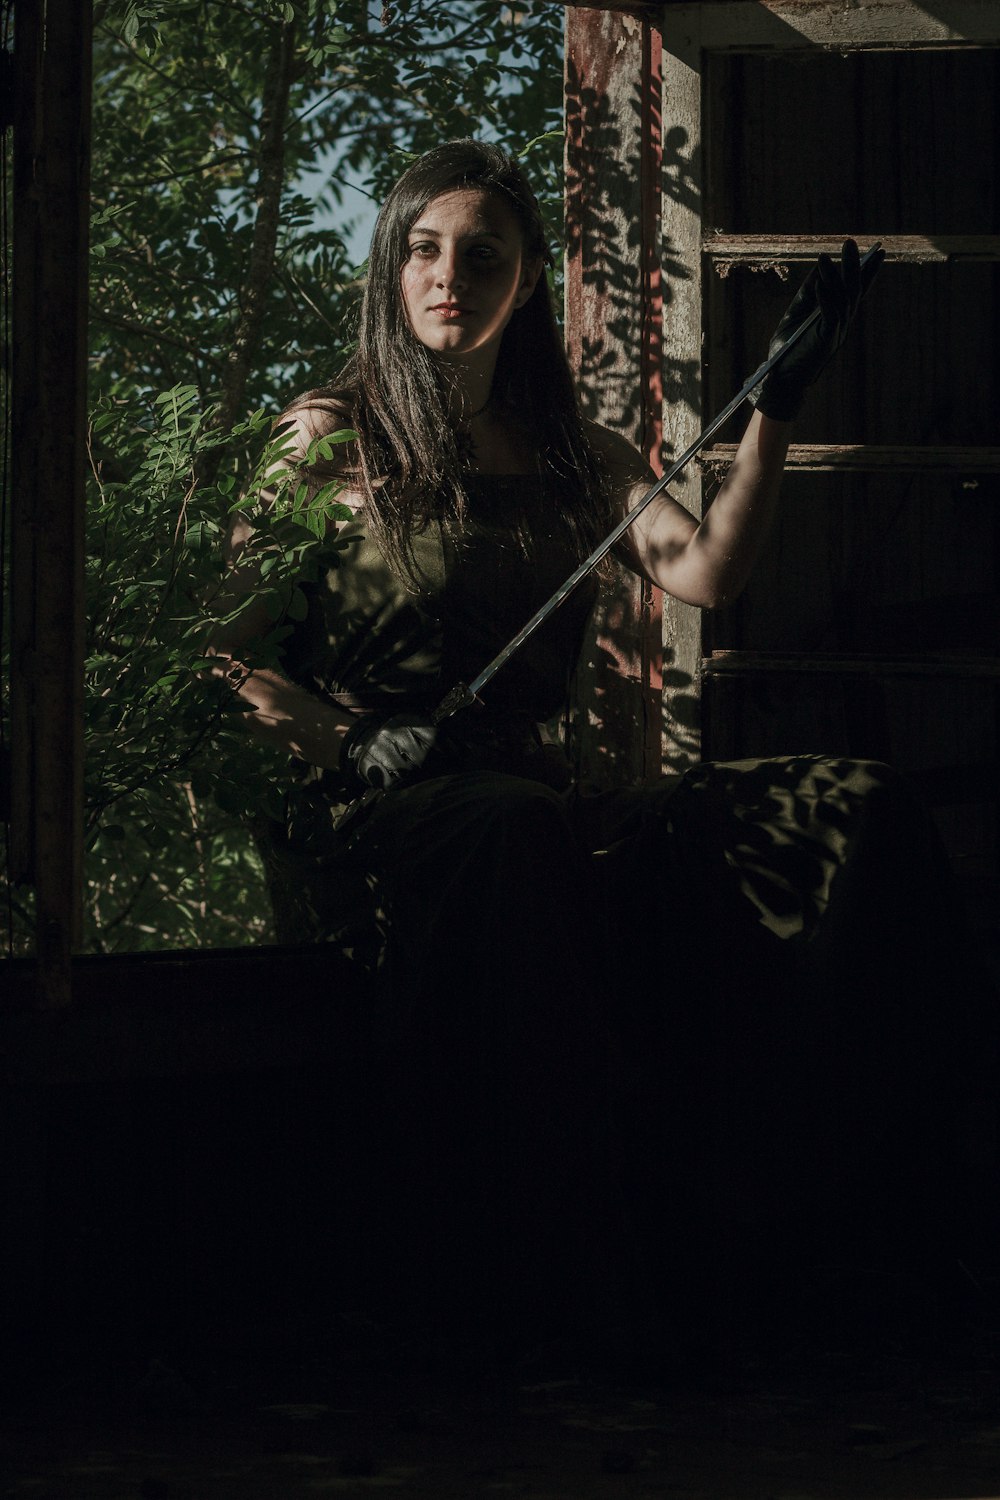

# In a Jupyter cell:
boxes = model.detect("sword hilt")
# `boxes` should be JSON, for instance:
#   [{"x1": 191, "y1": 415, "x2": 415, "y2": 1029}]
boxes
[{"x1": 432, "y1": 682, "x2": 479, "y2": 724}]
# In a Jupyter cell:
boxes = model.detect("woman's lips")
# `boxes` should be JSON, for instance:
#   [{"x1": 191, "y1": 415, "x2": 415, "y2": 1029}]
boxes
[{"x1": 430, "y1": 304, "x2": 471, "y2": 319}]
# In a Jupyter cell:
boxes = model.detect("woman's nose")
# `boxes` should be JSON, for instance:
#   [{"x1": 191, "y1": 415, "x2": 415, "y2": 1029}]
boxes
[{"x1": 436, "y1": 250, "x2": 466, "y2": 290}]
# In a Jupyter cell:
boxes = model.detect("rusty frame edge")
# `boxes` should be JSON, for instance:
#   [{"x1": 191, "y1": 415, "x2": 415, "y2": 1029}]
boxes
[
  {"x1": 564, "y1": 4, "x2": 666, "y2": 782},
  {"x1": 9, "y1": 0, "x2": 41, "y2": 891},
  {"x1": 10, "y1": 0, "x2": 91, "y2": 1005}
]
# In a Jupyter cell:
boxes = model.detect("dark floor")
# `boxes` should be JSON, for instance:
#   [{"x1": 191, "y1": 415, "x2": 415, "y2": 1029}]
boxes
[
  {"x1": 5, "y1": 1313, "x2": 1000, "y2": 1499},
  {"x1": 4, "y1": 935, "x2": 999, "y2": 1498}
]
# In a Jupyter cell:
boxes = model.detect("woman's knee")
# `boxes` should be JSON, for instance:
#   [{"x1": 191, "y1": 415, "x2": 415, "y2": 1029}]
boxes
[{"x1": 463, "y1": 774, "x2": 581, "y2": 870}]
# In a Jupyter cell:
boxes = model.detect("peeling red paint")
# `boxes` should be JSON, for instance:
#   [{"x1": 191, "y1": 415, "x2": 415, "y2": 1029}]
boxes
[{"x1": 564, "y1": 5, "x2": 664, "y2": 781}]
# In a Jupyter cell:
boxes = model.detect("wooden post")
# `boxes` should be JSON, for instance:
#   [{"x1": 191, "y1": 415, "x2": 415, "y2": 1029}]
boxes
[
  {"x1": 564, "y1": 3, "x2": 665, "y2": 785},
  {"x1": 659, "y1": 7, "x2": 705, "y2": 772},
  {"x1": 10, "y1": 0, "x2": 91, "y2": 1005}
]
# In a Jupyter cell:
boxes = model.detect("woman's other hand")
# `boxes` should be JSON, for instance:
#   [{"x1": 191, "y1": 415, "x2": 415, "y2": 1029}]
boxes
[
  {"x1": 749, "y1": 238, "x2": 885, "y2": 423},
  {"x1": 342, "y1": 713, "x2": 440, "y2": 790}
]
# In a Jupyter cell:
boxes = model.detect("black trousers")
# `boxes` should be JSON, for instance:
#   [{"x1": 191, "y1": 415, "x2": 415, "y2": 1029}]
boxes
[{"x1": 266, "y1": 756, "x2": 996, "y2": 1354}]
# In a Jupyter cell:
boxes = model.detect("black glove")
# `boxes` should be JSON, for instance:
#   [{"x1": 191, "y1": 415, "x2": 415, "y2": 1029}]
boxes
[
  {"x1": 749, "y1": 238, "x2": 884, "y2": 423},
  {"x1": 340, "y1": 711, "x2": 440, "y2": 790}
]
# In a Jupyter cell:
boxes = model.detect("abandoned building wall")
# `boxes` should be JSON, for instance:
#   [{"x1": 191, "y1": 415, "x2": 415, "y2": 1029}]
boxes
[{"x1": 565, "y1": 1, "x2": 1000, "y2": 920}]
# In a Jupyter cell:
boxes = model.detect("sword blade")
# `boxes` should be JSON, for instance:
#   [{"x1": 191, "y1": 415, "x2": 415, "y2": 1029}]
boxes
[{"x1": 434, "y1": 243, "x2": 881, "y2": 722}]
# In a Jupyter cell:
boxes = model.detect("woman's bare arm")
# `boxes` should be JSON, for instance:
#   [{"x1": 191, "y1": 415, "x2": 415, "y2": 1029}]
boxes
[
  {"x1": 603, "y1": 240, "x2": 879, "y2": 609},
  {"x1": 591, "y1": 409, "x2": 791, "y2": 610},
  {"x1": 206, "y1": 409, "x2": 358, "y2": 771}
]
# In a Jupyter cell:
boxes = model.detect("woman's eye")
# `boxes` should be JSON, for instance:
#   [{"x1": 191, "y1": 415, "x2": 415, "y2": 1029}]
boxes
[{"x1": 405, "y1": 241, "x2": 499, "y2": 263}]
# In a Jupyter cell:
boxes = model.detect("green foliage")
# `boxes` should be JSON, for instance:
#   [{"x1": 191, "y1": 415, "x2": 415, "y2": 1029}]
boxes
[
  {"x1": 90, "y1": 0, "x2": 564, "y2": 407},
  {"x1": 75, "y1": 0, "x2": 564, "y2": 951},
  {"x1": 83, "y1": 390, "x2": 357, "y2": 950}
]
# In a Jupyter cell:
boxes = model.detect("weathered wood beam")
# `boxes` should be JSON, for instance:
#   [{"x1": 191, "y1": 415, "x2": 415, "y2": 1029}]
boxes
[
  {"x1": 699, "y1": 444, "x2": 1000, "y2": 475},
  {"x1": 564, "y1": 4, "x2": 665, "y2": 785},
  {"x1": 706, "y1": 233, "x2": 1000, "y2": 271},
  {"x1": 705, "y1": 651, "x2": 1000, "y2": 679},
  {"x1": 10, "y1": 0, "x2": 91, "y2": 1005},
  {"x1": 663, "y1": 0, "x2": 1000, "y2": 52},
  {"x1": 564, "y1": 1, "x2": 662, "y2": 12},
  {"x1": 660, "y1": 7, "x2": 704, "y2": 771}
]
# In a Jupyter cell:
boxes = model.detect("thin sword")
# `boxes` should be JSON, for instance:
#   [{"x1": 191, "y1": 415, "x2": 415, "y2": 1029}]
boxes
[{"x1": 433, "y1": 241, "x2": 882, "y2": 725}]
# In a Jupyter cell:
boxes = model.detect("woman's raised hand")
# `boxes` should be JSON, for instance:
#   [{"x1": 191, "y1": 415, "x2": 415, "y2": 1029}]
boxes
[{"x1": 749, "y1": 238, "x2": 885, "y2": 423}]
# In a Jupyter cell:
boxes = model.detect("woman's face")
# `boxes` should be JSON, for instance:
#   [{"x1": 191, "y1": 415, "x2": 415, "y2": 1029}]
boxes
[{"x1": 399, "y1": 187, "x2": 541, "y2": 366}]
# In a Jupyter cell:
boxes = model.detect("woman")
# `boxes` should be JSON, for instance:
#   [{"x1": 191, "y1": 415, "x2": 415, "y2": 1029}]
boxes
[{"x1": 211, "y1": 141, "x2": 987, "y2": 1363}]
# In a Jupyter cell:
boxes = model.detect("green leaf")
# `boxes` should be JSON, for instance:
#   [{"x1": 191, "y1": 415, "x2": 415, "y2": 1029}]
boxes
[
  {"x1": 314, "y1": 428, "x2": 358, "y2": 457},
  {"x1": 190, "y1": 769, "x2": 215, "y2": 798},
  {"x1": 153, "y1": 384, "x2": 199, "y2": 408},
  {"x1": 213, "y1": 782, "x2": 246, "y2": 815},
  {"x1": 285, "y1": 586, "x2": 308, "y2": 621},
  {"x1": 518, "y1": 128, "x2": 565, "y2": 158}
]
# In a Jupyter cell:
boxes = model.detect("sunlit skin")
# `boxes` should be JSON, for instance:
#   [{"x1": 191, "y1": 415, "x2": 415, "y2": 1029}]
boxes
[{"x1": 399, "y1": 187, "x2": 541, "y2": 419}]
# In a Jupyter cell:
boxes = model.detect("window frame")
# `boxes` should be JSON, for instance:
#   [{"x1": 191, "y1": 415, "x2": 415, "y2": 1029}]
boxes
[{"x1": 659, "y1": 0, "x2": 1000, "y2": 769}]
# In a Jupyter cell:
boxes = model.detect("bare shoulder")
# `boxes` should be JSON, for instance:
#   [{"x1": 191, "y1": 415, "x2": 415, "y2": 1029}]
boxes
[
  {"x1": 584, "y1": 420, "x2": 655, "y2": 487},
  {"x1": 225, "y1": 401, "x2": 360, "y2": 568},
  {"x1": 272, "y1": 397, "x2": 359, "y2": 476},
  {"x1": 258, "y1": 396, "x2": 363, "y2": 518}
]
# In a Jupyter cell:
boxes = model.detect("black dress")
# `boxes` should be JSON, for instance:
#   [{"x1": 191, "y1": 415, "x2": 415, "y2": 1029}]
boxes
[{"x1": 258, "y1": 474, "x2": 994, "y2": 1357}]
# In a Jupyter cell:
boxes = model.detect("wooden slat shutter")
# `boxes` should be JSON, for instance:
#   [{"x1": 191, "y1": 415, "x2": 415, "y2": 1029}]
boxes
[{"x1": 661, "y1": 0, "x2": 1000, "y2": 919}]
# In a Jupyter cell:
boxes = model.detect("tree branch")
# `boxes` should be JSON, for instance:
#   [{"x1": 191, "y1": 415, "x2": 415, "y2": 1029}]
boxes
[
  {"x1": 96, "y1": 19, "x2": 257, "y2": 124},
  {"x1": 90, "y1": 309, "x2": 225, "y2": 366},
  {"x1": 214, "y1": 16, "x2": 297, "y2": 438},
  {"x1": 115, "y1": 149, "x2": 250, "y2": 189},
  {"x1": 276, "y1": 267, "x2": 339, "y2": 333}
]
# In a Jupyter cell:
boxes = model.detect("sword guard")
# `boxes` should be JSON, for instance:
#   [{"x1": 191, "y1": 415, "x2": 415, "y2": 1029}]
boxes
[{"x1": 432, "y1": 682, "x2": 480, "y2": 724}]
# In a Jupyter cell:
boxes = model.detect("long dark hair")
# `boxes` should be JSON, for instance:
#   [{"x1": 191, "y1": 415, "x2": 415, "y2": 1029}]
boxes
[{"x1": 289, "y1": 139, "x2": 613, "y2": 583}]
